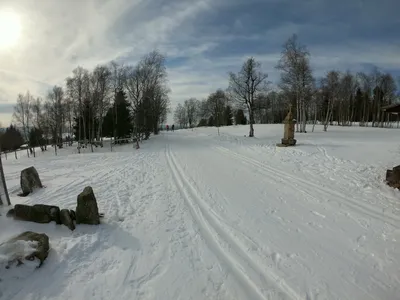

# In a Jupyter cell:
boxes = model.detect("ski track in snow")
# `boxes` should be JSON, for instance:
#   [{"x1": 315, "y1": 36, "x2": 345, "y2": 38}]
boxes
[
  {"x1": 214, "y1": 145, "x2": 400, "y2": 229},
  {"x1": 166, "y1": 143, "x2": 299, "y2": 300},
  {"x1": 1, "y1": 124, "x2": 400, "y2": 300},
  {"x1": 1, "y1": 141, "x2": 244, "y2": 300}
]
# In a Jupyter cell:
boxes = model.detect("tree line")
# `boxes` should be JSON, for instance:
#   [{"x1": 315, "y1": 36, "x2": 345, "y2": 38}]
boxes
[
  {"x1": 4, "y1": 50, "x2": 170, "y2": 155},
  {"x1": 174, "y1": 34, "x2": 400, "y2": 137}
]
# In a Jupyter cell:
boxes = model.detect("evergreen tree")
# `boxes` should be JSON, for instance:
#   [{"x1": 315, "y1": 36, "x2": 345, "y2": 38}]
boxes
[
  {"x1": 103, "y1": 89, "x2": 133, "y2": 140},
  {"x1": 224, "y1": 105, "x2": 234, "y2": 126},
  {"x1": 235, "y1": 109, "x2": 247, "y2": 125},
  {"x1": 28, "y1": 127, "x2": 46, "y2": 150},
  {"x1": 0, "y1": 125, "x2": 24, "y2": 151},
  {"x1": 207, "y1": 116, "x2": 214, "y2": 126},
  {"x1": 197, "y1": 119, "x2": 208, "y2": 127}
]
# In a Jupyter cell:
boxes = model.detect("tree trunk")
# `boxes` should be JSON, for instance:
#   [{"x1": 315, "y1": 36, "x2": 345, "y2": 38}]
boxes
[
  {"x1": 312, "y1": 103, "x2": 317, "y2": 132},
  {"x1": 296, "y1": 92, "x2": 300, "y2": 132},
  {"x1": 247, "y1": 104, "x2": 255, "y2": 137},
  {"x1": 323, "y1": 100, "x2": 331, "y2": 131}
]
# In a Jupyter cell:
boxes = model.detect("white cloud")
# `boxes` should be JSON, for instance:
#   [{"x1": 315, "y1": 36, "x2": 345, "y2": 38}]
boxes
[
  {"x1": 0, "y1": 0, "x2": 398, "y2": 126},
  {"x1": 0, "y1": 0, "x2": 214, "y2": 123}
]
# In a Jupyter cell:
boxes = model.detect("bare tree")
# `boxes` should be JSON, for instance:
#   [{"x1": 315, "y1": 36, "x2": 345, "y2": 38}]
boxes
[
  {"x1": 201, "y1": 90, "x2": 228, "y2": 134},
  {"x1": 276, "y1": 34, "x2": 314, "y2": 132},
  {"x1": 379, "y1": 73, "x2": 397, "y2": 127},
  {"x1": 109, "y1": 61, "x2": 127, "y2": 142},
  {"x1": 13, "y1": 91, "x2": 33, "y2": 143},
  {"x1": 357, "y1": 71, "x2": 373, "y2": 126},
  {"x1": 64, "y1": 96, "x2": 74, "y2": 144},
  {"x1": 66, "y1": 67, "x2": 88, "y2": 150},
  {"x1": 174, "y1": 103, "x2": 187, "y2": 128},
  {"x1": 13, "y1": 91, "x2": 36, "y2": 156},
  {"x1": 229, "y1": 57, "x2": 269, "y2": 137},
  {"x1": 89, "y1": 65, "x2": 112, "y2": 143},
  {"x1": 125, "y1": 50, "x2": 170, "y2": 146},
  {"x1": 311, "y1": 89, "x2": 320, "y2": 132},
  {"x1": 184, "y1": 98, "x2": 200, "y2": 128},
  {"x1": 253, "y1": 93, "x2": 269, "y2": 123},
  {"x1": 321, "y1": 71, "x2": 340, "y2": 131},
  {"x1": 46, "y1": 86, "x2": 65, "y2": 155}
]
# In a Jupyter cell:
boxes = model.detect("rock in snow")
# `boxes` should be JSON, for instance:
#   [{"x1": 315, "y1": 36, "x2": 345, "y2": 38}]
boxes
[
  {"x1": 20, "y1": 166, "x2": 43, "y2": 196},
  {"x1": 60, "y1": 209, "x2": 75, "y2": 231},
  {"x1": 386, "y1": 165, "x2": 400, "y2": 189},
  {"x1": 13, "y1": 204, "x2": 61, "y2": 224},
  {"x1": 76, "y1": 186, "x2": 100, "y2": 225},
  {"x1": 1, "y1": 231, "x2": 50, "y2": 268}
]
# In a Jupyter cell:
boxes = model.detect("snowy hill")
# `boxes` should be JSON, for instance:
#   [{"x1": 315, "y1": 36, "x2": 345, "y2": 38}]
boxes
[{"x1": 1, "y1": 124, "x2": 400, "y2": 300}]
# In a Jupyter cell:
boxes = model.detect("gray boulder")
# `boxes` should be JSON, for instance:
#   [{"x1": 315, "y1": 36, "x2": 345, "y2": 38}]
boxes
[
  {"x1": 20, "y1": 166, "x2": 43, "y2": 196},
  {"x1": 76, "y1": 186, "x2": 100, "y2": 225},
  {"x1": 60, "y1": 209, "x2": 75, "y2": 231},
  {"x1": 13, "y1": 204, "x2": 61, "y2": 224},
  {"x1": 3, "y1": 231, "x2": 50, "y2": 268},
  {"x1": 6, "y1": 208, "x2": 15, "y2": 218},
  {"x1": 386, "y1": 165, "x2": 400, "y2": 189},
  {"x1": 69, "y1": 209, "x2": 76, "y2": 221}
]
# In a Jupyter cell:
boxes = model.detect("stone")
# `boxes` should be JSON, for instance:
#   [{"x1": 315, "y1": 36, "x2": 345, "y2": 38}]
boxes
[
  {"x1": 386, "y1": 165, "x2": 400, "y2": 189},
  {"x1": 60, "y1": 209, "x2": 75, "y2": 231},
  {"x1": 3, "y1": 231, "x2": 50, "y2": 268},
  {"x1": 13, "y1": 204, "x2": 61, "y2": 224},
  {"x1": 34, "y1": 204, "x2": 62, "y2": 224},
  {"x1": 69, "y1": 209, "x2": 76, "y2": 221},
  {"x1": 277, "y1": 105, "x2": 297, "y2": 147},
  {"x1": 20, "y1": 166, "x2": 43, "y2": 196},
  {"x1": 76, "y1": 186, "x2": 100, "y2": 225},
  {"x1": 6, "y1": 208, "x2": 15, "y2": 218}
]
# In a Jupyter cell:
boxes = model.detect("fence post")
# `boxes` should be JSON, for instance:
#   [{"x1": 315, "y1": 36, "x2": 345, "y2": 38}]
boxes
[{"x1": 0, "y1": 150, "x2": 11, "y2": 205}]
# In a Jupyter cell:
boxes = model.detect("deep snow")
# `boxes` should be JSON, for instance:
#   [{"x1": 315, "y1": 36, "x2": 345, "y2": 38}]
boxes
[{"x1": 1, "y1": 124, "x2": 399, "y2": 300}]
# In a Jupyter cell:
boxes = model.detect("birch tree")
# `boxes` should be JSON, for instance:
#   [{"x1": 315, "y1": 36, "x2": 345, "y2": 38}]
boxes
[
  {"x1": 91, "y1": 65, "x2": 112, "y2": 142},
  {"x1": 276, "y1": 34, "x2": 314, "y2": 132},
  {"x1": 322, "y1": 71, "x2": 340, "y2": 131},
  {"x1": 357, "y1": 72, "x2": 373, "y2": 126},
  {"x1": 66, "y1": 67, "x2": 88, "y2": 148},
  {"x1": 46, "y1": 86, "x2": 65, "y2": 154},
  {"x1": 337, "y1": 71, "x2": 357, "y2": 126}
]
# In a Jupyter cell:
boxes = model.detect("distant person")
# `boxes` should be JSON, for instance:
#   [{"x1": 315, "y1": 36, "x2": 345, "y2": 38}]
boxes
[
  {"x1": 172, "y1": 124, "x2": 175, "y2": 132},
  {"x1": 166, "y1": 124, "x2": 169, "y2": 132}
]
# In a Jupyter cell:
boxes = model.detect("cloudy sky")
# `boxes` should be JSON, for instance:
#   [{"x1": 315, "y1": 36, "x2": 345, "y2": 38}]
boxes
[{"x1": 0, "y1": 0, "x2": 399, "y2": 126}]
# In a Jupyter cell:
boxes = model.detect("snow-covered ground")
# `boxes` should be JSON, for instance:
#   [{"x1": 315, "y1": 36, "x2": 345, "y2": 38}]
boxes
[{"x1": 1, "y1": 124, "x2": 400, "y2": 300}]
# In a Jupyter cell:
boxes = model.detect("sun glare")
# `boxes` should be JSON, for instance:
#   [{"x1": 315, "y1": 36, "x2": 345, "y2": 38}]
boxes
[{"x1": 0, "y1": 9, "x2": 22, "y2": 49}]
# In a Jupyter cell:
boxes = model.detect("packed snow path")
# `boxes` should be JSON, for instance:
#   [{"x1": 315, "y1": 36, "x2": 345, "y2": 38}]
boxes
[{"x1": 1, "y1": 125, "x2": 400, "y2": 300}]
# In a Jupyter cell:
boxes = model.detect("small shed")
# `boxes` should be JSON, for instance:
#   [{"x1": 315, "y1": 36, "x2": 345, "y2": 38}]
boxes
[
  {"x1": 381, "y1": 103, "x2": 400, "y2": 128},
  {"x1": 382, "y1": 103, "x2": 400, "y2": 114}
]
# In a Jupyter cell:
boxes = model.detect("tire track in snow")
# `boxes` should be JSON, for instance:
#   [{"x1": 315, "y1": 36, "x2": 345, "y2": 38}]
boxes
[
  {"x1": 215, "y1": 146, "x2": 400, "y2": 229},
  {"x1": 166, "y1": 144, "x2": 300, "y2": 300}
]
